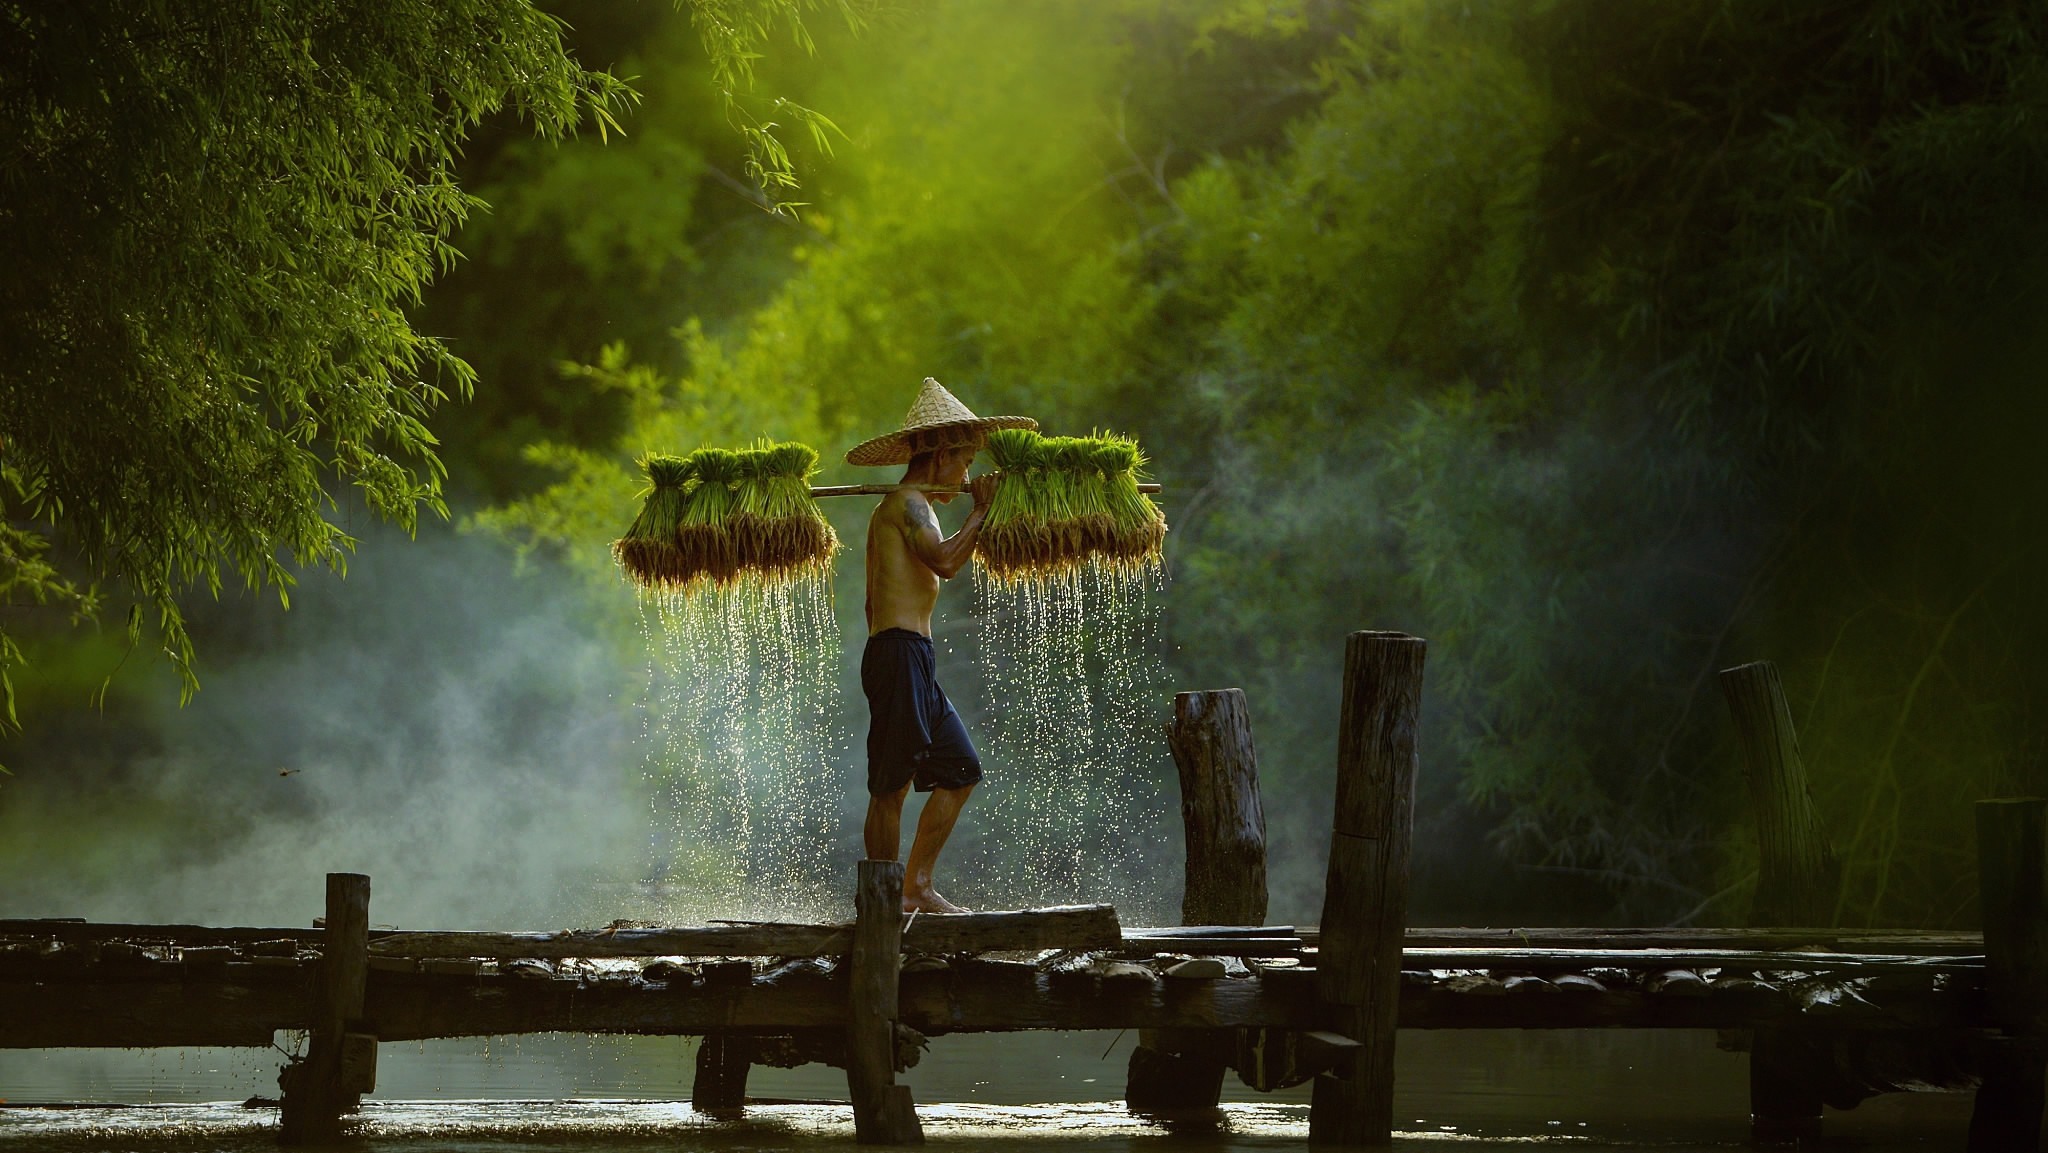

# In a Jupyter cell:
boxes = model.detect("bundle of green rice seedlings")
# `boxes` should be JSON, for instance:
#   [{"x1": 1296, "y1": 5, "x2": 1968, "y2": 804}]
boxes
[
  {"x1": 613, "y1": 453, "x2": 696, "y2": 590},
  {"x1": 731, "y1": 439, "x2": 839, "y2": 579},
  {"x1": 678, "y1": 446, "x2": 743, "y2": 586},
  {"x1": 1093, "y1": 434, "x2": 1166, "y2": 572},
  {"x1": 975, "y1": 428, "x2": 1054, "y2": 581},
  {"x1": 1046, "y1": 435, "x2": 1111, "y2": 557},
  {"x1": 974, "y1": 427, "x2": 1167, "y2": 582}
]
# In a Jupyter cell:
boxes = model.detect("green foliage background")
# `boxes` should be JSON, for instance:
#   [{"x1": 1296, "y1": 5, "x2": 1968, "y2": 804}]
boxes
[{"x1": 5, "y1": 0, "x2": 2045, "y2": 927}]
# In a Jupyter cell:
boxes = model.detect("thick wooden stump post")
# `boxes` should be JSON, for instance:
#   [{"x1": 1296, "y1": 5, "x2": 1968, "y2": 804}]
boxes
[
  {"x1": 849, "y1": 860, "x2": 922, "y2": 1144},
  {"x1": 1310, "y1": 632, "x2": 1424, "y2": 1147},
  {"x1": 1720, "y1": 661, "x2": 1839, "y2": 1141},
  {"x1": 1173, "y1": 689, "x2": 1269, "y2": 927},
  {"x1": 279, "y1": 872, "x2": 371, "y2": 1145},
  {"x1": 1128, "y1": 688, "x2": 1268, "y2": 1111},
  {"x1": 1969, "y1": 798, "x2": 2048, "y2": 1152}
]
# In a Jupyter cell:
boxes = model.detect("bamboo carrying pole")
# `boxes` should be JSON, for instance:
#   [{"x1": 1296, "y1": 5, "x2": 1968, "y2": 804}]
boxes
[
  {"x1": 809, "y1": 483, "x2": 1163, "y2": 498},
  {"x1": 1311, "y1": 632, "x2": 1426, "y2": 1148},
  {"x1": 1719, "y1": 661, "x2": 1840, "y2": 1141},
  {"x1": 1127, "y1": 688, "x2": 1270, "y2": 1110}
]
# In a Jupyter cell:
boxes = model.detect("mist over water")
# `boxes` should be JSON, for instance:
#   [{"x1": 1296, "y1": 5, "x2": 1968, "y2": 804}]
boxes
[{"x1": 0, "y1": 523, "x2": 644, "y2": 930}]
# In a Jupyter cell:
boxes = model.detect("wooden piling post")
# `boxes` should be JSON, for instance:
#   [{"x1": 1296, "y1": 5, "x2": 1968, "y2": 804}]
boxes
[
  {"x1": 1173, "y1": 689, "x2": 1269, "y2": 927},
  {"x1": 279, "y1": 872, "x2": 371, "y2": 1145},
  {"x1": 849, "y1": 860, "x2": 922, "y2": 1145},
  {"x1": 1128, "y1": 688, "x2": 1268, "y2": 1111},
  {"x1": 692, "y1": 1033, "x2": 751, "y2": 1111},
  {"x1": 1720, "y1": 661, "x2": 1838, "y2": 1140},
  {"x1": 1310, "y1": 632, "x2": 1425, "y2": 1147},
  {"x1": 1969, "y1": 798, "x2": 2048, "y2": 1151}
]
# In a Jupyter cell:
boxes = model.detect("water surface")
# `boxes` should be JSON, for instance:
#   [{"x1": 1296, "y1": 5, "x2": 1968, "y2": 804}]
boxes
[{"x1": 0, "y1": 1029, "x2": 1974, "y2": 1150}]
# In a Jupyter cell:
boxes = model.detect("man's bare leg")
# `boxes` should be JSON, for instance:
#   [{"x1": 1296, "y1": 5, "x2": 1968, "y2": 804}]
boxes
[
  {"x1": 864, "y1": 783, "x2": 911, "y2": 862},
  {"x1": 904, "y1": 784, "x2": 975, "y2": 913}
]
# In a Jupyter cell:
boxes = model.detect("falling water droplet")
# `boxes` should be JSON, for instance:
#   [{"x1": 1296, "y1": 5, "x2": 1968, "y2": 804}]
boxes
[{"x1": 638, "y1": 572, "x2": 844, "y2": 922}]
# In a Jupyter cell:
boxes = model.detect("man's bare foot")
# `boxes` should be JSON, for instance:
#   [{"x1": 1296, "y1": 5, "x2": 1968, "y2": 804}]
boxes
[{"x1": 903, "y1": 887, "x2": 969, "y2": 914}]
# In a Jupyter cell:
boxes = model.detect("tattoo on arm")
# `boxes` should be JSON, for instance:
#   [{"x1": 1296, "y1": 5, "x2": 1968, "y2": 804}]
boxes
[{"x1": 904, "y1": 498, "x2": 939, "y2": 538}]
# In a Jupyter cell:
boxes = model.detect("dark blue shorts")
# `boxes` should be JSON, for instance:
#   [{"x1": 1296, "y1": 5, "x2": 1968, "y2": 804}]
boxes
[{"x1": 861, "y1": 628, "x2": 982, "y2": 796}]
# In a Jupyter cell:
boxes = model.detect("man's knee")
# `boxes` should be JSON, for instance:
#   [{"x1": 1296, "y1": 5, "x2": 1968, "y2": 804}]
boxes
[{"x1": 869, "y1": 782, "x2": 912, "y2": 811}]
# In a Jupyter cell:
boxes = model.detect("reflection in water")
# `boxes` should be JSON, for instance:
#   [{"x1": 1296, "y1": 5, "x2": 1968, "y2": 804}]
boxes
[{"x1": 0, "y1": 1030, "x2": 1974, "y2": 1149}]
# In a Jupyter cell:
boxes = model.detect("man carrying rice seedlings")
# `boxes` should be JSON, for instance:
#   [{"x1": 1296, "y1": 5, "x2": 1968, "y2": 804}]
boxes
[{"x1": 845, "y1": 378, "x2": 1035, "y2": 914}]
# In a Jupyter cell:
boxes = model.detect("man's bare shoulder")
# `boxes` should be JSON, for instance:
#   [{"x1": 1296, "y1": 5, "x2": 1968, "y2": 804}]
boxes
[{"x1": 871, "y1": 490, "x2": 912, "y2": 532}]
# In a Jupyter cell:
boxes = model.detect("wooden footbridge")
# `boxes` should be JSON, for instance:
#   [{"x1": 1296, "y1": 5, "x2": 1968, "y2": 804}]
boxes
[{"x1": 3, "y1": 632, "x2": 2044, "y2": 1149}]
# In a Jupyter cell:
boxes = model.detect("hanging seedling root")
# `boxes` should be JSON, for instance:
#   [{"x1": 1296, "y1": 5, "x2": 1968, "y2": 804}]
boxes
[
  {"x1": 976, "y1": 429, "x2": 1166, "y2": 584},
  {"x1": 614, "y1": 441, "x2": 839, "y2": 594}
]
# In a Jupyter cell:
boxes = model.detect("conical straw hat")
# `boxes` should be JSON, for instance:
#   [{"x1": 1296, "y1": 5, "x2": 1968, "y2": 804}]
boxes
[{"x1": 844, "y1": 377, "x2": 1038, "y2": 467}]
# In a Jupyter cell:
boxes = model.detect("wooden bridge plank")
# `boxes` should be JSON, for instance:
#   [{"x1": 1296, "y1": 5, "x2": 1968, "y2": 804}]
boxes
[
  {"x1": 3, "y1": 920, "x2": 1986, "y2": 958},
  {"x1": 354, "y1": 905, "x2": 1118, "y2": 960},
  {"x1": 0, "y1": 963, "x2": 1982, "y2": 1049}
]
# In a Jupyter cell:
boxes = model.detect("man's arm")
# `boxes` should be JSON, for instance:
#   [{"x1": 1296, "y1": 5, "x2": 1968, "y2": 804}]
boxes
[{"x1": 903, "y1": 480, "x2": 994, "y2": 580}]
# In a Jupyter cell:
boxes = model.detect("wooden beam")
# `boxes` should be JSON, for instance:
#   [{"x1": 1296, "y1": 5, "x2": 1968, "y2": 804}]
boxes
[
  {"x1": 0, "y1": 979, "x2": 309, "y2": 1046},
  {"x1": 1312, "y1": 631, "x2": 1425, "y2": 1148},
  {"x1": 0, "y1": 954, "x2": 1987, "y2": 1050},
  {"x1": 1116, "y1": 937, "x2": 1305, "y2": 957},
  {"x1": 1389, "y1": 927, "x2": 1981, "y2": 954},
  {"x1": 0, "y1": 920, "x2": 327, "y2": 946},
  {"x1": 360, "y1": 905, "x2": 1117, "y2": 960},
  {"x1": 1396, "y1": 947, "x2": 1978, "y2": 972},
  {"x1": 3, "y1": 919, "x2": 1983, "y2": 964}
]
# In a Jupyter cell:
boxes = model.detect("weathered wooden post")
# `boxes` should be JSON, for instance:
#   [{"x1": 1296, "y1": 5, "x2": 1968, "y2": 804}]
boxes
[
  {"x1": 692, "y1": 1033, "x2": 751, "y2": 1112},
  {"x1": 1969, "y1": 798, "x2": 2048, "y2": 1151},
  {"x1": 1310, "y1": 632, "x2": 1425, "y2": 1147},
  {"x1": 848, "y1": 860, "x2": 922, "y2": 1144},
  {"x1": 692, "y1": 961, "x2": 757, "y2": 1111},
  {"x1": 279, "y1": 872, "x2": 373, "y2": 1145},
  {"x1": 1173, "y1": 689, "x2": 1269, "y2": 926},
  {"x1": 1127, "y1": 688, "x2": 1268, "y2": 1110},
  {"x1": 1720, "y1": 661, "x2": 1839, "y2": 1140}
]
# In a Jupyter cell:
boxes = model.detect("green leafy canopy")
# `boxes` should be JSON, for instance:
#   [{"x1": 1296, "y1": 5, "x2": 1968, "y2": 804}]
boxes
[{"x1": 0, "y1": 0, "x2": 632, "y2": 719}]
